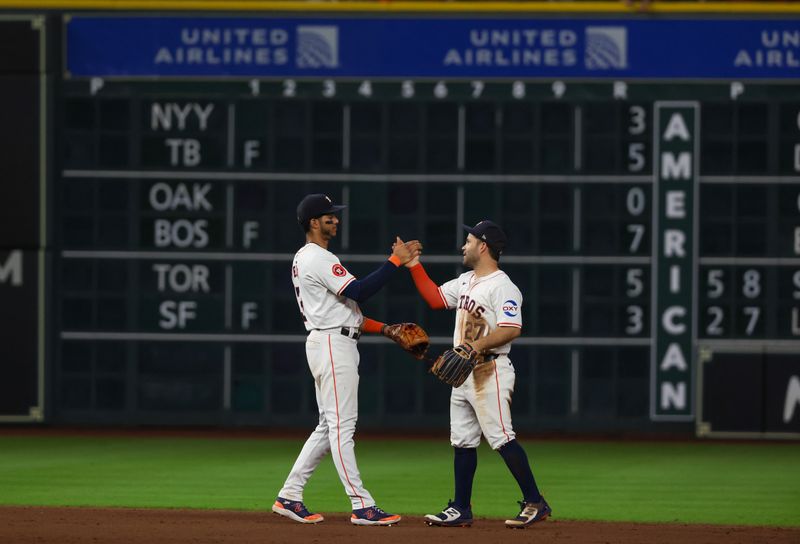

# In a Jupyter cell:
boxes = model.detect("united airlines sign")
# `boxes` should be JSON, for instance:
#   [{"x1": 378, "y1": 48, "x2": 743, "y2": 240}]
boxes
[{"x1": 66, "y1": 16, "x2": 799, "y2": 79}]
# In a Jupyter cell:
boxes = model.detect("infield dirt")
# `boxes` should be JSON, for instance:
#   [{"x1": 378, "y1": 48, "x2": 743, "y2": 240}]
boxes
[{"x1": 1, "y1": 506, "x2": 797, "y2": 544}]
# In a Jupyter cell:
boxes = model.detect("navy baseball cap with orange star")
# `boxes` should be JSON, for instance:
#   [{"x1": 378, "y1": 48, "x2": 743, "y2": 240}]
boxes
[
  {"x1": 464, "y1": 220, "x2": 507, "y2": 253},
  {"x1": 297, "y1": 194, "x2": 346, "y2": 225}
]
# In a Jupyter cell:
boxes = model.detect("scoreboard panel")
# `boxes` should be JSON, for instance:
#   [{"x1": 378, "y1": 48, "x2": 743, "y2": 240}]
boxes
[
  {"x1": 51, "y1": 12, "x2": 800, "y2": 432},
  {"x1": 0, "y1": 15, "x2": 47, "y2": 422}
]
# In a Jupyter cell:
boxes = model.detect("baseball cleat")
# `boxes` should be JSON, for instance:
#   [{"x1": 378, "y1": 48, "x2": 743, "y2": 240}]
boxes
[
  {"x1": 272, "y1": 497, "x2": 324, "y2": 524},
  {"x1": 350, "y1": 505, "x2": 401, "y2": 526},
  {"x1": 424, "y1": 500, "x2": 473, "y2": 527},
  {"x1": 505, "y1": 498, "x2": 551, "y2": 528}
]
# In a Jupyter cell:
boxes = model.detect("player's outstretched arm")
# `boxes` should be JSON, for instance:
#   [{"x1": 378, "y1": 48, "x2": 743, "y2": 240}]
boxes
[
  {"x1": 339, "y1": 237, "x2": 422, "y2": 304},
  {"x1": 408, "y1": 261, "x2": 447, "y2": 310}
]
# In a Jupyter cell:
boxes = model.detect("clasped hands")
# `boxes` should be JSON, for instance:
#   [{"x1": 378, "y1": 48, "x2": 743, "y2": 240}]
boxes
[{"x1": 391, "y1": 236, "x2": 423, "y2": 266}]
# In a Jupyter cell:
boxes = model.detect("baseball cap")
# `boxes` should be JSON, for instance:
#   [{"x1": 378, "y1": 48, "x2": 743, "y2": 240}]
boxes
[
  {"x1": 463, "y1": 220, "x2": 507, "y2": 253},
  {"x1": 297, "y1": 193, "x2": 346, "y2": 225}
]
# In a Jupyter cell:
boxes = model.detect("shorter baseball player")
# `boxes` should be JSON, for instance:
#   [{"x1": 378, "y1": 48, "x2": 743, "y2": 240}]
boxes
[{"x1": 407, "y1": 220, "x2": 551, "y2": 529}]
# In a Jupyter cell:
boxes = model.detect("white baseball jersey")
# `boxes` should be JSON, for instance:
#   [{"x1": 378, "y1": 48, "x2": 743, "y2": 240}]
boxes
[
  {"x1": 438, "y1": 269, "x2": 523, "y2": 451},
  {"x1": 291, "y1": 243, "x2": 363, "y2": 331},
  {"x1": 438, "y1": 270, "x2": 523, "y2": 354}
]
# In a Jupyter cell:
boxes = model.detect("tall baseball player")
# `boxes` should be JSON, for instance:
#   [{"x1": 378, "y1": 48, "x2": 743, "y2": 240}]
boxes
[
  {"x1": 272, "y1": 193, "x2": 421, "y2": 526},
  {"x1": 406, "y1": 220, "x2": 551, "y2": 529}
]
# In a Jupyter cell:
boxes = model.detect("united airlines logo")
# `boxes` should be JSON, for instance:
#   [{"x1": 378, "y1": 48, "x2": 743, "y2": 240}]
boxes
[
  {"x1": 296, "y1": 25, "x2": 339, "y2": 69},
  {"x1": 585, "y1": 26, "x2": 628, "y2": 70}
]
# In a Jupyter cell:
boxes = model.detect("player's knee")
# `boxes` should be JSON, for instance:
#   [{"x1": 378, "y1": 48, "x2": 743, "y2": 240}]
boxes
[
  {"x1": 489, "y1": 434, "x2": 516, "y2": 451},
  {"x1": 450, "y1": 438, "x2": 480, "y2": 449}
]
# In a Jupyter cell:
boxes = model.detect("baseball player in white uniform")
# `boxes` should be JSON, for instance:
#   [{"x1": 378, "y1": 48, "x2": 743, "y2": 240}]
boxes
[
  {"x1": 272, "y1": 193, "x2": 420, "y2": 526},
  {"x1": 406, "y1": 220, "x2": 551, "y2": 529}
]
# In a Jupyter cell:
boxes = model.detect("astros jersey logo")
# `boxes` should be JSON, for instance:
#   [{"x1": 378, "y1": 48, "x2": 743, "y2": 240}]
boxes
[
  {"x1": 332, "y1": 264, "x2": 347, "y2": 277},
  {"x1": 502, "y1": 300, "x2": 519, "y2": 317}
]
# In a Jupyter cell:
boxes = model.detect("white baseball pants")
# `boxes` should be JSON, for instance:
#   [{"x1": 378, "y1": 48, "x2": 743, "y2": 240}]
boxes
[
  {"x1": 450, "y1": 356, "x2": 517, "y2": 450},
  {"x1": 278, "y1": 330, "x2": 375, "y2": 510}
]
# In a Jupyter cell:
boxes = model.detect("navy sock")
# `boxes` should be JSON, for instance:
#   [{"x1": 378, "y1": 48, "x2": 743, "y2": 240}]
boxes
[
  {"x1": 497, "y1": 439, "x2": 542, "y2": 503},
  {"x1": 453, "y1": 447, "x2": 477, "y2": 510}
]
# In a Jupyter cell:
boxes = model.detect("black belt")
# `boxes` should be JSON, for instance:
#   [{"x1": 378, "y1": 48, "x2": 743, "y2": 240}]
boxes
[
  {"x1": 341, "y1": 327, "x2": 361, "y2": 340},
  {"x1": 484, "y1": 353, "x2": 499, "y2": 361}
]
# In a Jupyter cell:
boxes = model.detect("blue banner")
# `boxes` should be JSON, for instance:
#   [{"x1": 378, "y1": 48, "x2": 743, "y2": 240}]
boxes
[{"x1": 66, "y1": 16, "x2": 800, "y2": 79}]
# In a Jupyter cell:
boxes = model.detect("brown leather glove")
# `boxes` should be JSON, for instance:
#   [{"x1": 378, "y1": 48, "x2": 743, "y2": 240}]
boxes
[{"x1": 382, "y1": 323, "x2": 430, "y2": 360}]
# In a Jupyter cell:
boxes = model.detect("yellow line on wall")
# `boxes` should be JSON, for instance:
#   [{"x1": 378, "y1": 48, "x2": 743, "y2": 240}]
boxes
[{"x1": 1, "y1": 1, "x2": 800, "y2": 14}]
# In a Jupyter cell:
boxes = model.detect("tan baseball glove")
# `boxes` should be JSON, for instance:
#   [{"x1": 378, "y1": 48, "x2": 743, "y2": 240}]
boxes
[
  {"x1": 430, "y1": 343, "x2": 481, "y2": 388},
  {"x1": 382, "y1": 323, "x2": 430, "y2": 360}
]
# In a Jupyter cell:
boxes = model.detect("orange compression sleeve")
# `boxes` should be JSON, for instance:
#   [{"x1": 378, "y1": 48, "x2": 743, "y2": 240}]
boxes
[
  {"x1": 361, "y1": 317, "x2": 385, "y2": 334},
  {"x1": 409, "y1": 263, "x2": 447, "y2": 310}
]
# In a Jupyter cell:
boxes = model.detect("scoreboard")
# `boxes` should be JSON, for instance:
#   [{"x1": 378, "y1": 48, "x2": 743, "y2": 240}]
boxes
[{"x1": 33, "y1": 8, "x2": 800, "y2": 432}]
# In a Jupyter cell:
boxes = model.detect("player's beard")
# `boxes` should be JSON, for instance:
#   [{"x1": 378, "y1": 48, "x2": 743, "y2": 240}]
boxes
[
  {"x1": 320, "y1": 222, "x2": 337, "y2": 240},
  {"x1": 462, "y1": 247, "x2": 478, "y2": 269}
]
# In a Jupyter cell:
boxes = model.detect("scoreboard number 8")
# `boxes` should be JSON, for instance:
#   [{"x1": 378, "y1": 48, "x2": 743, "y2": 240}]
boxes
[{"x1": 742, "y1": 269, "x2": 761, "y2": 298}]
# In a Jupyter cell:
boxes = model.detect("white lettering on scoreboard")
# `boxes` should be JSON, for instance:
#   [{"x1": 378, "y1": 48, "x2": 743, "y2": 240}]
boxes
[
  {"x1": 153, "y1": 263, "x2": 210, "y2": 330},
  {"x1": 154, "y1": 219, "x2": 209, "y2": 248},
  {"x1": 652, "y1": 103, "x2": 697, "y2": 421},
  {"x1": 148, "y1": 182, "x2": 214, "y2": 249},
  {"x1": 151, "y1": 103, "x2": 215, "y2": 131},
  {"x1": 149, "y1": 182, "x2": 212, "y2": 211},
  {"x1": 0, "y1": 250, "x2": 23, "y2": 286},
  {"x1": 150, "y1": 102, "x2": 216, "y2": 167}
]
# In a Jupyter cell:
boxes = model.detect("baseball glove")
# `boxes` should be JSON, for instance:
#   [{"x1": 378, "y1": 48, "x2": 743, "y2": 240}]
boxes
[
  {"x1": 430, "y1": 343, "x2": 481, "y2": 388},
  {"x1": 382, "y1": 323, "x2": 430, "y2": 360}
]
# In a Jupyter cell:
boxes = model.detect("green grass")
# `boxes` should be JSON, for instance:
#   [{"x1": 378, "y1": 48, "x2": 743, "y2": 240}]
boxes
[{"x1": 0, "y1": 435, "x2": 798, "y2": 526}]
